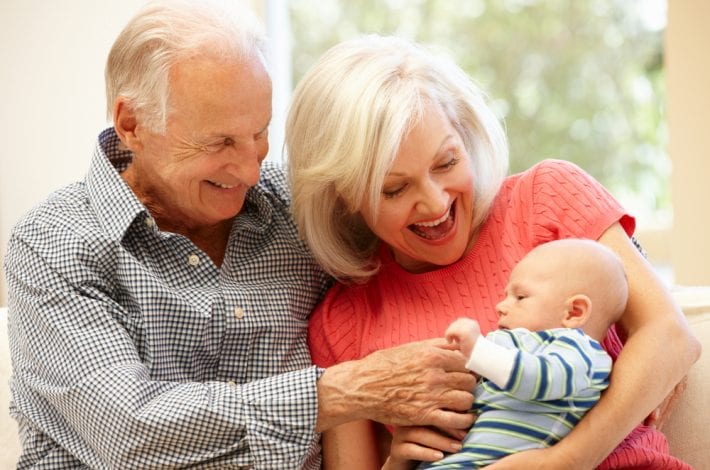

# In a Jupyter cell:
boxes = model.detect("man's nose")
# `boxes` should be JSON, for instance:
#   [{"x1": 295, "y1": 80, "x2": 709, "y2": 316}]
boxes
[{"x1": 229, "y1": 139, "x2": 268, "y2": 187}]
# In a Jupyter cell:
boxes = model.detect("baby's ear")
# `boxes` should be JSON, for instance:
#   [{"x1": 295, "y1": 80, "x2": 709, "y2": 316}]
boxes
[{"x1": 563, "y1": 294, "x2": 592, "y2": 329}]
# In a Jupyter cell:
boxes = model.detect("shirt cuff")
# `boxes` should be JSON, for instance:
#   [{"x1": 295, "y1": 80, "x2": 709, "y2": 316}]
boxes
[{"x1": 465, "y1": 336, "x2": 518, "y2": 389}]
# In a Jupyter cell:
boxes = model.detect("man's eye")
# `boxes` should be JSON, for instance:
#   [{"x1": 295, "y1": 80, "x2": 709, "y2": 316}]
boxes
[{"x1": 202, "y1": 138, "x2": 234, "y2": 153}]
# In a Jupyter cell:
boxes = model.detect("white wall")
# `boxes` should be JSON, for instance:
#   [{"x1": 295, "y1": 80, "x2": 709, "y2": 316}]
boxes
[
  {"x1": 0, "y1": 1, "x2": 282, "y2": 306},
  {"x1": 0, "y1": 1, "x2": 147, "y2": 305},
  {"x1": 666, "y1": 0, "x2": 710, "y2": 286}
]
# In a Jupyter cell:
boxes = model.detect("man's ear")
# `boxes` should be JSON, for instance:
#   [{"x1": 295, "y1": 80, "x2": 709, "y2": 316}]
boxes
[
  {"x1": 113, "y1": 98, "x2": 143, "y2": 152},
  {"x1": 562, "y1": 294, "x2": 592, "y2": 329}
]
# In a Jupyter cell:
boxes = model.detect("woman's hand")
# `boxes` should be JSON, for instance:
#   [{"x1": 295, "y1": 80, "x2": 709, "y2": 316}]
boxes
[
  {"x1": 646, "y1": 375, "x2": 688, "y2": 429},
  {"x1": 484, "y1": 447, "x2": 580, "y2": 470},
  {"x1": 384, "y1": 425, "x2": 467, "y2": 470}
]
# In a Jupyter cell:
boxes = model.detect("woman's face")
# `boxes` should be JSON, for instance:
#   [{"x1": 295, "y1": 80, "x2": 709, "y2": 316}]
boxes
[{"x1": 360, "y1": 102, "x2": 476, "y2": 273}]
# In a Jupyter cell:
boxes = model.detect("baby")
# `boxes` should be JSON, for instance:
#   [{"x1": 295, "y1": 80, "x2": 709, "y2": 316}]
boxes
[{"x1": 420, "y1": 238, "x2": 629, "y2": 469}]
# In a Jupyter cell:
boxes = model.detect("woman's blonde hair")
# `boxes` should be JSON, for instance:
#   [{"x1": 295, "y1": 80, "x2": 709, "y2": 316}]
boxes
[
  {"x1": 105, "y1": 0, "x2": 266, "y2": 133},
  {"x1": 287, "y1": 35, "x2": 509, "y2": 282}
]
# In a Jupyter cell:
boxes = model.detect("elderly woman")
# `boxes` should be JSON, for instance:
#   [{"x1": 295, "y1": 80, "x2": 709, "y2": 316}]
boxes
[{"x1": 286, "y1": 35, "x2": 700, "y2": 469}]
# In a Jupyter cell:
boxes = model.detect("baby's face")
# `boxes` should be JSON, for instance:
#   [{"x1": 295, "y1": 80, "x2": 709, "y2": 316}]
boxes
[{"x1": 496, "y1": 253, "x2": 569, "y2": 331}]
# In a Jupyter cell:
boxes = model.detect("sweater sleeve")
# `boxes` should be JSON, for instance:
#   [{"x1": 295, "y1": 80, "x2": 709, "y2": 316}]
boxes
[
  {"x1": 524, "y1": 159, "x2": 635, "y2": 244},
  {"x1": 307, "y1": 283, "x2": 364, "y2": 368}
]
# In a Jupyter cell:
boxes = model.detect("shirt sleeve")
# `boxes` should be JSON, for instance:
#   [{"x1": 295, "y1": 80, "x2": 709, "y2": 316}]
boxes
[
  {"x1": 488, "y1": 329, "x2": 612, "y2": 402},
  {"x1": 524, "y1": 159, "x2": 635, "y2": 243},
  {"x1": 5, "y1": 230, "x2": 320, "y2": 469}
]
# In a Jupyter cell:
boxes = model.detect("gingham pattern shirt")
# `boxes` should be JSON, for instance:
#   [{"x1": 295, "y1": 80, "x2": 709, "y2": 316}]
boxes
[{"x1": 4, "y1": 128, "x2": 331, "y2": 469}]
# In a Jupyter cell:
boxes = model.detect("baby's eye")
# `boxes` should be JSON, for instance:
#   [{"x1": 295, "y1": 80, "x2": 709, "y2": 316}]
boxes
[{"x1": 516, "y1": 295, "x2": 526, "y2": 301}]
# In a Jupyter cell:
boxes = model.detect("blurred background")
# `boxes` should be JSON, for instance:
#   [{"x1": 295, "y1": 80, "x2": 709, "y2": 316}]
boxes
[{"x1": 1, "y1": 0, "x2": 708, "y2": 305}]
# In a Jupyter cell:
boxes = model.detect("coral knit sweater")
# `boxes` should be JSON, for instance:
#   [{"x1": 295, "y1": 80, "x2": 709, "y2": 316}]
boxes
[{"x1": 308, "y1": 160, "x2": 691, "y2": 470}]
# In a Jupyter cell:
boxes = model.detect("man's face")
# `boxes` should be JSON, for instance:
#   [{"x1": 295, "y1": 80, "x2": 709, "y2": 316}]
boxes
[{"x1": 127, "y1": 53, "x2": 272, "y2": 231}]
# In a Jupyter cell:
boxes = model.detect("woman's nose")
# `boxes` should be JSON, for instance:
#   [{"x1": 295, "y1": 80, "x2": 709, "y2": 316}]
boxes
[{"x1": 415, "y1": 179, "x2": 448, "y2": 216}]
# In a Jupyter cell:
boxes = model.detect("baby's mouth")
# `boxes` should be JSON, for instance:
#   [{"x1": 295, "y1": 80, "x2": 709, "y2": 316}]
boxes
[{"x1": 408, "y1": 205, "x2": 455, "y2": 240}]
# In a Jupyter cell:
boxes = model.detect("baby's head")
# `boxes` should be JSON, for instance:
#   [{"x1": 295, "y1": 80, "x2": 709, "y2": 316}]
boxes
[{"x1": 496, "y1": 239, "x2": 628, "y2": 341}]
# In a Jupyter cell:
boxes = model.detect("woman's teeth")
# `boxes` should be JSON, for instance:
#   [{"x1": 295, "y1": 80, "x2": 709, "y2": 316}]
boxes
[
  {"x1": 414, "y1": 210, "x2": 450, "y2": 228},
  {"x1": 409, "y1": 206, "x2": 455, "y2": 240}
]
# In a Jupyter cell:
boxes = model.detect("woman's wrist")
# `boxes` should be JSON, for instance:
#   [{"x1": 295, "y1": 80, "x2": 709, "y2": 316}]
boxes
[{"x1": 382, "y1": 456, "x2": 416, "y2": 470}]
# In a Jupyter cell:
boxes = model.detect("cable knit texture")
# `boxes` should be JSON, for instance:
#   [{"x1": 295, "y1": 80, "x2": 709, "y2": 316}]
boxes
[{"x1": 308, "y1": 160, "x2": 691, "y2": 469}]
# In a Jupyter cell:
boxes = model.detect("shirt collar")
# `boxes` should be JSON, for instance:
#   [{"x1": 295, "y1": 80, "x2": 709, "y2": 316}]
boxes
[
  {"x1": 85, "y1": 127, "x2": 146, "y2": 241},
  {"x1": 85, "y1": 127, "x2": 275, "y2": 241}
]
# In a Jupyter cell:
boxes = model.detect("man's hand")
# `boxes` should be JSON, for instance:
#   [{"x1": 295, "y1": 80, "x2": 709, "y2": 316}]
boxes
[{"x1": 316, "y1": 338, "x2": 476, "y2": 432}]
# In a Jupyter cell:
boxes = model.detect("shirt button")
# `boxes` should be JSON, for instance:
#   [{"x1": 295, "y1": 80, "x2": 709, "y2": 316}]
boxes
[
  {"x1": 144, "y1": 217, "x2": 155, "y2": 228},
  {"x1": 233, "y1": 307, "x2": 245, "y2": 319},
  {"x1": 187, "y1": 254, "x2": 200, "y2": 266},
  {"x1": 227, "y1": 380, "x2": 237, "y2": 389}
]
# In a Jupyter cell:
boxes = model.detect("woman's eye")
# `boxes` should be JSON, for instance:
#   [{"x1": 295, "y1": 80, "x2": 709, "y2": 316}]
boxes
[
  {"x1": 437, "y1": 155, "x2": 460, "y2": 171},
  {"x1": 383, "y1": 185, "x2": 406, "y2": 199}
]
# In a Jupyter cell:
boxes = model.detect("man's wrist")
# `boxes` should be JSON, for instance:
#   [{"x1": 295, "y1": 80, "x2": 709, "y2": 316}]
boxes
[{"x1": 315, "y1": 360, "x2": 363, "y2": 432}]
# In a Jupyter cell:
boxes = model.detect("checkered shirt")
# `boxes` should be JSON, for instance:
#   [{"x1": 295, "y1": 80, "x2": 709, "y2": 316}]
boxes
[{"x1": 4, "y1": 128, "x2": 331, "y2": 469}]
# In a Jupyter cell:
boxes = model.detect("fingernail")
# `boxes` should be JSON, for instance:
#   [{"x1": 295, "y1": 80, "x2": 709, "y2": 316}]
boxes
[{"x1": 450, "y1": 442, "x2": 462, "y2": 451}]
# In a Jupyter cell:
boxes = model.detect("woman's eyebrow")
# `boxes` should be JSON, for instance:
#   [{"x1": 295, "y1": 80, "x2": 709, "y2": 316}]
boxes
[{"x1": 386, "y1": 134, "x2": 458, "y2": 177}]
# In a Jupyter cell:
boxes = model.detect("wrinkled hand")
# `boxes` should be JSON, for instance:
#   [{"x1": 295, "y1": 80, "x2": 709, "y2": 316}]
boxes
[
  {"x1": 319, "y1": 338, "x2": 476, "y2": 432},
  {"x1": 646, "y1": 375, "x2": 688, "y2": 429},
  {"x1": 387, "y1": 425, "x2": 468, "y2": 469},
  {"x1": 445, "y1": 318, "x2": 481, "y2": 359}
]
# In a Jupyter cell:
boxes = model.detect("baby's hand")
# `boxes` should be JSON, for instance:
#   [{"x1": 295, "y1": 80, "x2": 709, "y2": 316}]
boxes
[{"x1": 445, "y1": 318, "x2": 481, "y2": 359}]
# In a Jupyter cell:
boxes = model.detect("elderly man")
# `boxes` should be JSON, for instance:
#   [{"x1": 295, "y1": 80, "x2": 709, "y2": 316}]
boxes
[{"x1": 4, "y1": 1, "x2": 474, "y2": 468}]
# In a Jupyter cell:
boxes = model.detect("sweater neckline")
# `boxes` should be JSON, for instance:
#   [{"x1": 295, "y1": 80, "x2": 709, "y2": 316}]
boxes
[{"x1": 378, "y1": 216, "x2": 491, "y2": 281}]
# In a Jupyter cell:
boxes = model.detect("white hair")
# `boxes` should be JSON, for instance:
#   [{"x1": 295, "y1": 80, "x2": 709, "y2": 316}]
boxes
[
  {"x1": 287, "y1": 35, "x2": 509, "y2": 281},
  {"x1": 105, "y1": 0, "x2": 267, "y2": 133}
]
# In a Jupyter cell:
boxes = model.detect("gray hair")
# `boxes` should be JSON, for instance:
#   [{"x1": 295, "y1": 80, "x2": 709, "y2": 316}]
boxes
[
  {"x1": 105, "y1": 0, "x2": 267, "y2": 133},
  {"x1": 287, "y1": 35, "x2": 509, "y2": 281}
]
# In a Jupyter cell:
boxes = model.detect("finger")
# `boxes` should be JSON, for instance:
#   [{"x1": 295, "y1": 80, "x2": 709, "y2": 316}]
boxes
[
  {"x1": 431, "y1": 348, "x2": 473, "y2": 372},
  {"x1": 435, "y1": 426, "x2": 469, "y2": 440},
  {"x1": 445, "y1": 332, "x2": 459, "y2": 344},
  {"x1": 391, "y1": 441, "x2": 445, "y2": 463},
  {"x1": 427, "y1": 408, "x2": 476, "y2": 430},
  {"x1": 396, "y1": 426, "x2": 465, "y2": 451}
]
